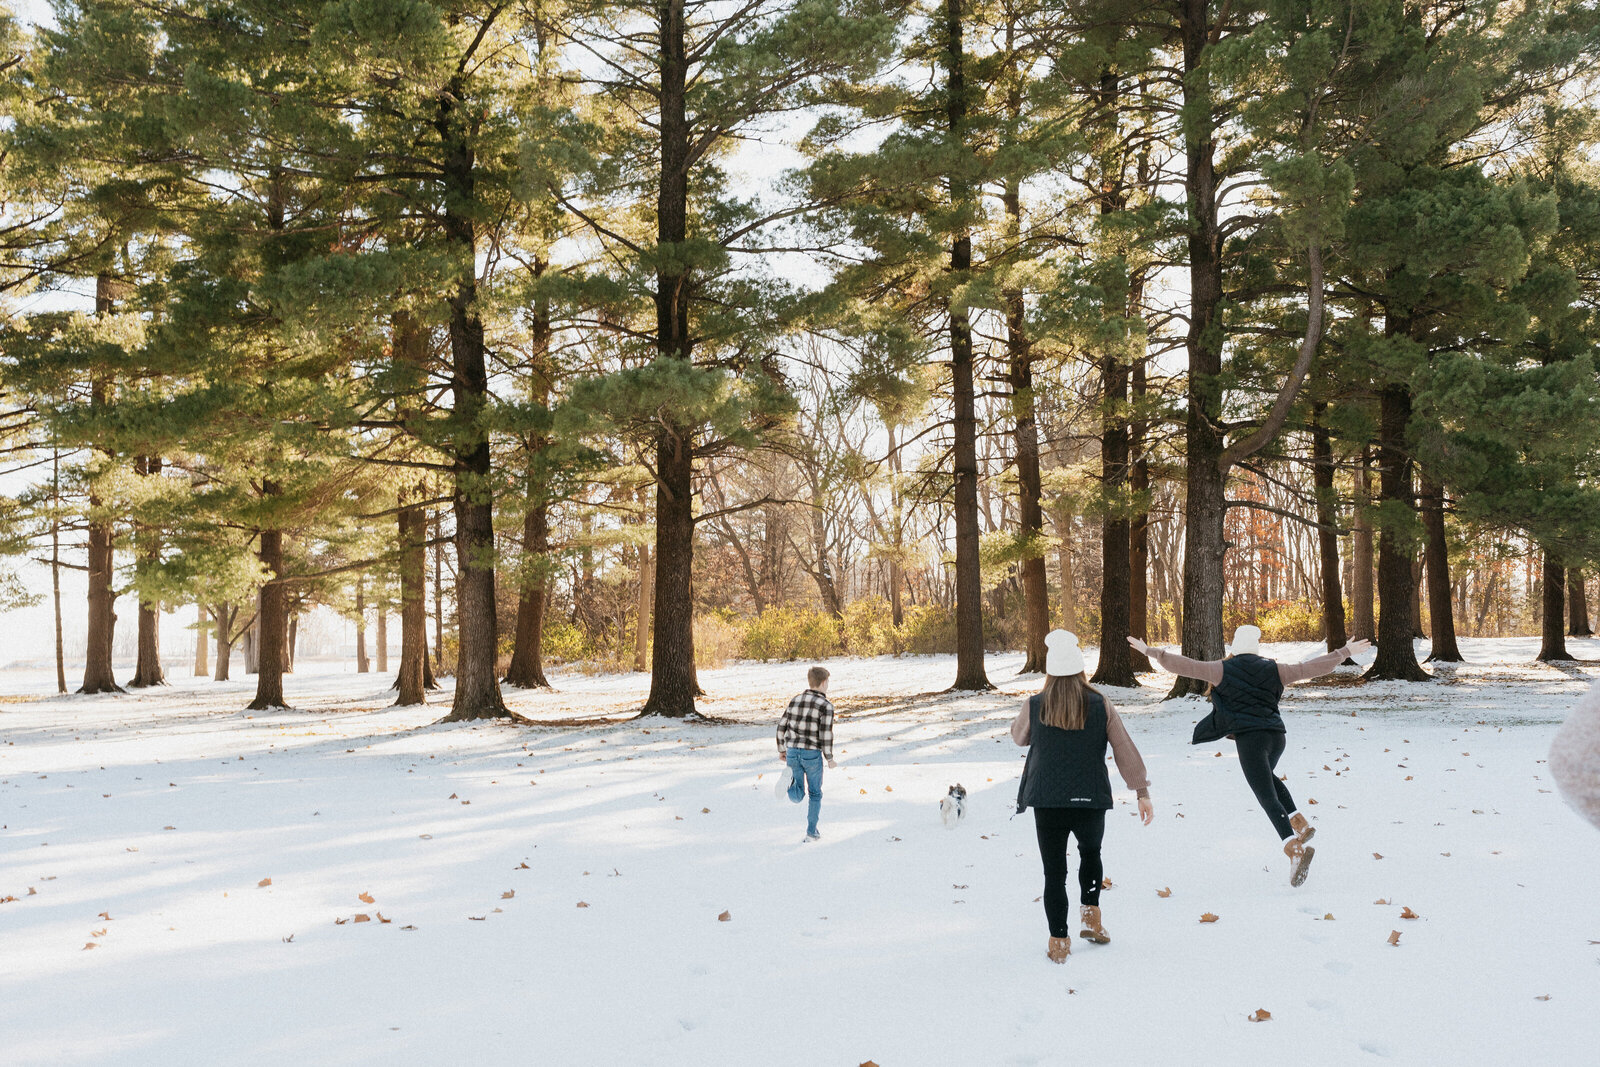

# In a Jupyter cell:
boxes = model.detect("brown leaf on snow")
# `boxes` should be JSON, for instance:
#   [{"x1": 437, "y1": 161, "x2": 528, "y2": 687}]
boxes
[
  {"x1": 27, "y1": 887, "x2": 37, "y2": 896},
  {"x1": 0, "y1": 895, "x2": 16, "y2": 904},
  {"x1": 861, "y1": 1061, "x2": 880, "y2": 1067},
  {"x1": 1400, "y1": 906, "x2": 1419, "y2": 920},
  {"x1": 1156, "y1": 887, "x2": 1172, "y2": 898},
  {"x1": 1307, "y1": 798, "x2": 1318, "y2": 805},
  {"x1": 1535, "y1": 994, "x2": 1552, "y2": 1001},
  {"x1": 1101, "y1": 878, "x2": 1114, "y2": 889},
  {"x1": 82, "y1": 942, "x2": 97, "y2": 950},
  {"x1": 701, "y1": 807, "x2": 710, "y2": 813},
  {"x1": 859, "y1": 788, "x2": 867, "y2": 794},
  {"x1": 98, "y1": 911, "x2": 111, "y2": 921},
  {"x1": 91, "y1": 928, "x2": 106, "y2": 937},
  {"x1": 1322, "y1": 914, "x2": 1335, "y2": 921},
  {"x1": 377, "y1": 913, "x2": 392, "y2": 924},
  {"x1": 1373, "y1": 852, "x2": 1384, "y2": 860},
  {"x1": 358, "y1": 892, "x2": 375, "y2": 904},
  {"x1": 517, "y1": 862, "x2": 530, "y2": 869},
  {"x1": 885, "y1": 785, "x2": 893, "y2": 792},
  {"x1": 501, "y1": 890, "x2": 515, "y2": 899},
  {"x1": 448, "y1": 793, "x2": 458, "y2": 799},
  {"x1": 258, "y1": 878, "x2": 272, "y2": 888},
  {"x1": 353, "y1": 914, "x2": 371, "y2": 923},
  {"x1": 163, "y1": 825, "x2": 176, "y2": 831},
  {"x1": 576, "y1": 901, "x2": 590, "y2": 908},
  {"x1": 1249, "y1": 1009, "x2": 1272, "y2": 1022},
  {"x1": 717, "y1": 910, "x2": 731, "y2": 922},
  {"x1": 1199, "y1": 913, "x2": 1219, "y2": 923},
  {"x1": 1374, "y1": 898, "x2": 1390, "y2": 905},
  {"x1": 1387, "y1": 930, "x2": 1402, "y2": 946},
  {"x1": 334, "y1": 917, "x2": 348, "y2": 925},
  {"x1": 468, "y1": 915, "x2": 486, "y2": 921}
]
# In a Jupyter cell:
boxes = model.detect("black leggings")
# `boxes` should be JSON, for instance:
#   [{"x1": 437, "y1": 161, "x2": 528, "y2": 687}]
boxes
[
  {"x1": 1032, "y1": 807, "x2": 1106, "y2": 938},
  {"x1": 1235, "y1": 730, "x2": 1296, "y2": 840}
]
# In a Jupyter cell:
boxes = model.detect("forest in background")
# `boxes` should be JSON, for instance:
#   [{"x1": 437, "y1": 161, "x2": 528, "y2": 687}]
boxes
[{"x1": 2, "y1": 0, "x2": 1600, "y2": 718}]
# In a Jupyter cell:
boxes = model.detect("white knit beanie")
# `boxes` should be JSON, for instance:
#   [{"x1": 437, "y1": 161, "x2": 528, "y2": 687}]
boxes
[
  {"x1": 1231, "y1": 624, "x2": 1262, "y2": 655},
  {"x1": 1045, "y1": 630, "x2": 1085, "y2": 676},
  {"x1": 1551, "y1": 679, "x2": 1600, "y2": 831}
]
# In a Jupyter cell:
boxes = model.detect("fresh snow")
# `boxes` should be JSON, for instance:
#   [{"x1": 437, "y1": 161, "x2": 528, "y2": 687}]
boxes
[{"x1": 2, "y1": 637, "x2": 1598, "y2": 1065}]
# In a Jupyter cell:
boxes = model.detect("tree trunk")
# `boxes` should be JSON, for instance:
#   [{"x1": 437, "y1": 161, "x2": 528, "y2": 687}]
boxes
[
  {"x1": 1172, "y1": 1, "x2": 1228, "y2": 697},
  {"x1": 355, "y1": 577, "x2": 370, "y2": 673},
  {"x1": 1366, "y1": 384, "x2": 1429, "y2": 680},
  {"x1": 1054, "y1": 505, "x2": 1077, "y2": 633},
  {"x1": 80, "y1": 393, "x2": 122, "y2": 694},
  {"x1": 1092, "y1": 279, "x2": 1136, "y2": 684},
  {"x1": 504, "y1": 500, "x2": 553, "y2": 688},
  {"x1": 1538, "y1": 549, "x2": 1570, "y2": 661},
  {"x1": 944, "y1": 0, "x2": 991, "y2": 692},
  {"x1": 287, "y1": 613, "x2": 298, "y2": 673},
  {"x1": 641, "y1": 0, "x2": 706, "y2": 717},
  {"x1": 1310, "y1": 406, "x2": 1349, "y2": 658},
  {"x1": 248, "y1": 521, "x2": 289, "y2": 709},
  {"x1": 1128, "y1": 354, "x2": 1152, "y2": 674},
  {"x1": 1420, "y1": 474, "x2": 1462, "y2": 662},
  {"x1": 635, "y1": 540, "x2": 654, "y2": 672},
  {"x1": 213, "y1": 604, "x2": 234, "y2": 682},
  {"x1": 51, "y1": 449, "x2": 66, "y2": 694},
  {"x1": 1568, "y1": 568, "x2": 1592, "y2": 637},
  {"x1": 244, "y1": 614, "x2": 258, "y2": 674},
  {"x1": 194, "y1": 603, "x2": 209, "y2": 677},
  {"x1": 375, "y1": 609, "x2": 388, "y2": 673},
  {"x1": 433, "y1": 510, "x2": 444, "y2": 673},
  {"x1": 1350, "y1": 447, "x2": 1376, "y2": 642},
  {"x1": 395, "y1": 492, "x2": 428, "y2": 706},
  {"x1": 1411, "y1": 557, "x2": 1425, "y2": 640},
  {"x1": 129, "y1": 455, "x2": 166, "y2": 687},
  {"x1": 435, "y1": 78, "x2": 509, "y2": 722}
]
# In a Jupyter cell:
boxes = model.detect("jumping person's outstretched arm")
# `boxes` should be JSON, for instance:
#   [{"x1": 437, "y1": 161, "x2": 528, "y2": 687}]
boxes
[
  {"x1": 1106, "y1": 701, "x2": 1155, "y2": 825},
  {"x1": 1010, "y1": 698, "x2": 1032, "y2": 746},
  {"x1": 1277, "y1": 639, "x2": 1371, "y2": 684},
  {"x1": 1127, "y1": 636, "x2": 1223, "y2": 685}
]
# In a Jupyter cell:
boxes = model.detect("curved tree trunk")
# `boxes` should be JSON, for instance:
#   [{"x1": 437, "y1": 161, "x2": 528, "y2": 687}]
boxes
[
  {"x1": 1421, "y1": 474, "x2": 1462, "y2": 662},
  {"x1": 355, "y1": 576, "x2": 370, "y2": 674},
  {"x1": 1538, "y1": 550, "x2": 1570, "y2": 662},
  {"x1": 1310, "y1": 406, "x2": 1350, "y2": 660},
  {"x1": 1366, "y1": 384, "x2": 1430, "y2": 681}
]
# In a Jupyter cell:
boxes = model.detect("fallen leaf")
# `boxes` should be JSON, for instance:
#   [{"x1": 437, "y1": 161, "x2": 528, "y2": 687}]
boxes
[
  {"x1": 1322, "y1": 913, "x2": 1335, "y2": 920},
  {"x1": 502, "y1": 890, "x2": 515, "y2": 900},
  {"x1": 419, "y1": 834, "x2": 432, "y2": 840},
  {"x1": 861, "y1": 1061, "x2": 880, "y2": 1067},
  {"x1": 1387, "y1": 930, "x2": 1402, "y2": 946},
  {"x1": 334, "y1": 917, "x2": 348, "y2": 925},
  {"x1": 1200, "y1": 913, "x2": 1219, "y2": 923},
  {"x1": 517, "y1": 862, "x2": 530, "y2": 869},
  {"x1": 353, "y1": 914, "x2": 371, "y2": 923},
  {"x1": 859, "y1": 788, "x2": 867, "y2": 794},
  {"x1": 448, "y1": 793, "x2": 458, "y2": 799},
  {"x1": 1307, "y1": 798, "x2": 1318, "y2": 805},
  {"x1": 1249, "y1": 1009, "x2": 1272, "y2": 1022},
  {"x1": 258, "y1": 878, "x2": 272, "y2": 888},
  {"x1": 377, "y1": 913, "x2": 391, "y2": 924},
  {"x1": 163, "y1": 825, "x2": 176, "y2": 831},
  {"x1": 576, "y1": 901, "x2": 589, "y2": 908},
  {"x1": 717, "y1": 910, "x2": 731, "y2": 922},
  {"x1": 1373, "y1": 852, "x2": 1384, "y2": 860},
  {"x1": 675, "y1": 815, "x2": 683, "y2": 820},
  {"x1": 1156, "y1": 887, "x2": 1172, "y2": 898},
  {"x1": 468, "y1": 915, "x2": 486, "y2": 921},
  {"x1": 1440, "y1": 852, "x2": 1451, "y2": 857},
  {"x1": 1535, "y1": 994, "x2": 1552, "y2": 1001},
  {"x1": 82, "y1": 943, "x2": 97, "y2": 950},
  {"x1": 0, "y1": 895, "x2": 17, "y2": 904},
  {"x1": 282, "y1": 934, "x2": 295, "y2": 943},
  {"x1": 701, "y1": 807, "x2": 710, "y2": 813},
  {"x1": 401, "y1": 925, "x2": 418, "y2": 931},
  {"x1": 885, "y1": 785, "x2": 893, "y2": 792},
  {"x1": 91, "y1": 928, "x2": 106, "y2": 937},
  {"x1": 359, "y1": 892, "x2": 375, "y2": 904},
  {"x1": 1101, "y1": 878, "x2": 1114, "y2": 889},
  {"x1": 27, "y1": 887, "x2": 37, "y2": 896},
  {"x1": 1405, "y1": 776, "x2": 1413, "y2": 781},
  {"x1": 1400, "y1": 906, "x2": 1419, "y2": 919},
  {"x1": 1374, "y1": 898, "x2": 1390, "y2": 905},
  {"x1": 98, "y1": 911, "x2": 111, "y2": 921}
]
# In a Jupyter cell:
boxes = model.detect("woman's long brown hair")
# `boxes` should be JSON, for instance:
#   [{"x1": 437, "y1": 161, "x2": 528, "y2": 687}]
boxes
[{"x1": 1039, "y1": 672, "x2": 1096, "y2": 730}]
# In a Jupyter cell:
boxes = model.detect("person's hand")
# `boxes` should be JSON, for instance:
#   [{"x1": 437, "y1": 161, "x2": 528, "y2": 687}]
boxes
[
  {"x1": 826, "y1": 758, "x2": 837, "y2": 769},
  {"x1": 1345, "y1": 638, "x2": 1372, "y2": 658},
  {"x1": 1137, "y1": 796, "x2": 1154, "y2": 825},
  {"x1": 1126, "y1": 635, "x2": 1150, "y2": 655}
]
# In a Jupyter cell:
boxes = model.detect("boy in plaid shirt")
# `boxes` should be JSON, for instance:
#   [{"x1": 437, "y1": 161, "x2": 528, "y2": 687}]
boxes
[{"x1": 777, "y1": 666, "x2": 837, "y2": 841}]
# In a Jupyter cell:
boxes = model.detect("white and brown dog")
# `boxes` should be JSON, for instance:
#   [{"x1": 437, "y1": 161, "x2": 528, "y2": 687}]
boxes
[{"x1": 939, "y1": 784, "x2": 967, "y2": 828}]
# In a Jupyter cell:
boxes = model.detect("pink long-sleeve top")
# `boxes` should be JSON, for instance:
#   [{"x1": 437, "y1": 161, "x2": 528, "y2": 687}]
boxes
[
  {"x1": 1146, "y1": 644, "x2": 1356, "y2": 687},
  {"x1": 1010, "y1": 697, "x2": 1150, "y2": 797}
]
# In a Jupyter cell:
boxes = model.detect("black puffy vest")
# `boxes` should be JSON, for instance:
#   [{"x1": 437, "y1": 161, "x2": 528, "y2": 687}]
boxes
[
  {"x1": 1210, "y1": 653, "x2": 1286, "y2": 734},
  {"x1": 1015, "y1": 690, "x2": 1113, "y2": 812}
]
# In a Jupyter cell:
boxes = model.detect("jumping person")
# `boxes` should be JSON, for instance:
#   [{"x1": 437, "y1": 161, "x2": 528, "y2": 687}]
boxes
[
  {"x1": 777, "y1": 665, "x2": 837, "y2": 842},
  {"x1": 1128, "y1": 626, "x2": 1370, "y2": 886},
  {"x1": 1013, "y1": 631, "x2": 1154, "y2": 963}
]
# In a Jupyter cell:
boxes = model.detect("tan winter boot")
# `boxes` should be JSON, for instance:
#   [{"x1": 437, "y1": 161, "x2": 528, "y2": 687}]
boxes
[
  {"x1": 1046, "y1": 935, "x2": 1071, "y2": 963},
  {"x1": 1078, "y1": 905, "x2": 1110, "y2": 944},
  {"x1": 1285, "y1": 835, "x2": 1315, "y2": 887},
  {"x1": 1289, "y1": 811, "x2": 1316, "y2": 844}
]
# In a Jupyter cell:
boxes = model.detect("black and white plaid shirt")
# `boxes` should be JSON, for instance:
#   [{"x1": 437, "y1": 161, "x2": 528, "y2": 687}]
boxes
[{"x1": 777, "y1": 689, "x2": 834, "y2": 761}]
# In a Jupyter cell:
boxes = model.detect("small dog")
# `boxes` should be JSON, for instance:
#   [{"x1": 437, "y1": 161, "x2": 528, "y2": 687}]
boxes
[{"x1": 939, "y1": 784, "x2": 967, "y2": 828}]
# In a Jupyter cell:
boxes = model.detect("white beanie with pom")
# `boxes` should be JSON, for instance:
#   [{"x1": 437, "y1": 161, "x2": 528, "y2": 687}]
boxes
[{"x1": 1045, "y1": 630, "x2": 1085, "y2": 676}]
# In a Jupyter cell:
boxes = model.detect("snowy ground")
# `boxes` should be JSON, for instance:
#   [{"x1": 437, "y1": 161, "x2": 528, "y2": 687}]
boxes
[{"x1": 3, "y1": 638, "x2": 1599, "y2": 1066}]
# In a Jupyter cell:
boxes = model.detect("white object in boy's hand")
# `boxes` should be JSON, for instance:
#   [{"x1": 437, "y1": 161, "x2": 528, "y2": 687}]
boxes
[{"x1": 775, "y1": 765, "x2": 794, "y2": 800}]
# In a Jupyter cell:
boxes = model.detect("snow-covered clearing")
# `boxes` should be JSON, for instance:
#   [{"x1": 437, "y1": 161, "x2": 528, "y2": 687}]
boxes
[{"x1": 3, "y1": 638, "x2": 1598, "y2": 1065}]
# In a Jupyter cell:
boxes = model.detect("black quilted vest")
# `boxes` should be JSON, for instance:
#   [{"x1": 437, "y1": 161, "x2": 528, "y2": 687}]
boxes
[
  {"x1": 1210, "y1": 653, "x2": 1286, "y2": 734},
  {"x1": 1015, "y1": 690, "x2": 1113, "y2": 813}
]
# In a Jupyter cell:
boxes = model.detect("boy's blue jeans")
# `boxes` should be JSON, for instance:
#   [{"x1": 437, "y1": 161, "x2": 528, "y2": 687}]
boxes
[{"x1": 786, "y1": 747, "x2": 824, "y2": 836}]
